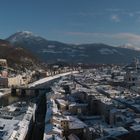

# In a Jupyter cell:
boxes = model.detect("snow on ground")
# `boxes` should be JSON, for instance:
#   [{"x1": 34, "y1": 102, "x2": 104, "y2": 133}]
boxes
[{"x1": 29, "y1": 71, "x2": 78, "y2": 87}]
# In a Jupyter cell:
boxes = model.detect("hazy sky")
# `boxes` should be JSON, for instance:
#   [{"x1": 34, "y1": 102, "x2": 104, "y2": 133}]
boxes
[{"x1": 1, "y1": 0, "x2": 140, "y2": 46}]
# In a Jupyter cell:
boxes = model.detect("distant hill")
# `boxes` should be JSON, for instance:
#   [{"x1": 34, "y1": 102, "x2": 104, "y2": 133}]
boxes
[
  {"x1": 7, "y1": 31, "x2": 140, "y2": 64},
  {"x1": 0, "y1": 39, "x2": 43, "y2": 71}
]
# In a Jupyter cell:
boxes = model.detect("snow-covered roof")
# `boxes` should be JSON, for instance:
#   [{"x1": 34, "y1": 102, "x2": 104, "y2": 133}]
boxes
[
  {"x1": 134, "y1": 118, "x2": 140, "y2": 124},
  {"x1": 45, "y1": 123, "x2": 63, "y2": 135},
  {"x1": 69, "y1": 103, "x2": 88, "y2": 107},
  {"x1": 66, "y1": 116, "x2": 87, "y2": 129},
  {"x1": 68, "y1": 133, "x2": 80, "y2": 140},
  {"x1": 0, "y1": 119, "x2": 19, "y2": 140},
  {"x1": 56, "y1": 99, "x2": 68, "y2": 106},
  {"x1": 103, "y1": 127, "x2": 128, "y2": 137},
  {"x1": 43, "y1": 134, "x2": 63, "y2": 140},
  {"x1": 130, "y1": 124, "x2": 140, "y2": 131}
]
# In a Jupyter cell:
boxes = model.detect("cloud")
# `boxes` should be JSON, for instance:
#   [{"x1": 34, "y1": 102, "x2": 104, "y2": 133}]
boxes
[
  {"x1": 75, "y1": 12, "x2": 104, "y2": 17},
  {"x1": 110, "y1": 15, "x2": 120, "y2": 22},
  {"x1": 128, "y1": 12, "x2": 134, "y2": 17},
  {"x1": 76, "y1": 9, "x2": 140, "y2": 20},
  {"x1": 65, "y1": 31, "x2": 140, "y2": 47},
  {"x1": 135, "y1": 11, "x2": 140, "y2": 14},
  {"x1": 66, "y1": 32, "x2": 104, "y2": 36},
  {"x1": 74, "y1": 9, "x2": 140, "y2": 24},
  {"x1": 106, "y1": 8, "x2": 123, "y2": 12},
  {"x1": 114, "y1": 33, "x2": 140, "y2": 44},
  {"x1": 106, "y1": 9, "x2": 139, "y2": 20}
]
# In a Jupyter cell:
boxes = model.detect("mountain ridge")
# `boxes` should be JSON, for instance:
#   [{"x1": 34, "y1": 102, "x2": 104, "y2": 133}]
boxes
[{"x1": 6, "y1": 31, "x2": 140, "y2": 64}]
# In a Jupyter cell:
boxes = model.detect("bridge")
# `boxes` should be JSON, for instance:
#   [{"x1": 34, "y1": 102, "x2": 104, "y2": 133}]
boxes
[{"x1": 11, "y1": 71, "x2": 79, "y2": 97}]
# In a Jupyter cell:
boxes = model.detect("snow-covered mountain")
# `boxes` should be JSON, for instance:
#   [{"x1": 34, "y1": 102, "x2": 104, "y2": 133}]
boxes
[
  {"x1": 98, "y1": 48, "x2": 123, "y2": 55},
  {"x1": 119, "y1": 43, "x2": 140, "y2": 51},
  {"x1": 8, "y1": 31, "x2": 33, "y2": 42},
  {"x1": 6, "y1": 31, "x2": 140, "y2": 64},
  {"x1": 8, "y1": 31, "x2": 44, "y2": 42}
]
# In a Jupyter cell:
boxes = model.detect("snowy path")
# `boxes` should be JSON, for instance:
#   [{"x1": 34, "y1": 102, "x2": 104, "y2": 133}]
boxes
[{"x1": 29, "y1": 71, "x2": 78, "y2": 87}]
